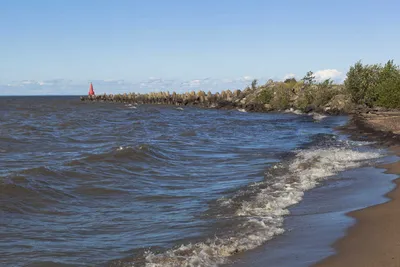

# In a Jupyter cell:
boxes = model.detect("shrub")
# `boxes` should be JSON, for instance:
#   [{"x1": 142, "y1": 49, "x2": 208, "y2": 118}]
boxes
[
  {"x1": 271, "y1": 84, "x2": 290, "y2": 110},
  {"x1": 294, "y1": 79, "x2": 342, "y2": 111},
  {"x1": 284, "y1": 78, "x2": 297, "y2": 84},
  {"x1": 375, "y1": 61, "x2": 400, "y2": 108},
  {"x1": 345, "y1": 60, "x2": 400, "y2": 108},
  {"x1": 257, "y1": 88, "x2": 274, "y2": 104},
  {"x1": 375, "y1": 77, "x2": 400, "y2": 108},
  {"x1": 295, "y1": 89, "x2": 314, "y2": 111},
  {"x1": 345, "y1": 61, "x2": 382, "y2": 106},
  {"x1": 313, "y1": 79, "x2": 337, "y2": 107}
]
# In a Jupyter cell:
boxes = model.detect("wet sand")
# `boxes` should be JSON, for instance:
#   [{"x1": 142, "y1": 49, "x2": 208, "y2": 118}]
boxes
[{"x1": 315, "y1": 111, "x2": 400, "y2": 267}]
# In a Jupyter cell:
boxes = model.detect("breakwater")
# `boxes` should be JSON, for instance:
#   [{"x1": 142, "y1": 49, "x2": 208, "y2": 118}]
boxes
[
  {"x1": 80, "y1": 80, "x2": 355, "y2": 115},
  {"x1": 80, "y1": 89, "x2": 270, "y2": 112}
]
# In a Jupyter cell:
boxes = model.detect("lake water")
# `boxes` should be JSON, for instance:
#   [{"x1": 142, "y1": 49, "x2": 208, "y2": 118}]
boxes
[{"x1": 0, "y1": 96, "x2": 383, "y2": 267}]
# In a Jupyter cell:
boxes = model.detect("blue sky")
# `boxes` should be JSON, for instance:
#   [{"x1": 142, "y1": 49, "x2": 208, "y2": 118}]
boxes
[{"x1": 1, "y1": 0, "x2": 399, "y2": 95}]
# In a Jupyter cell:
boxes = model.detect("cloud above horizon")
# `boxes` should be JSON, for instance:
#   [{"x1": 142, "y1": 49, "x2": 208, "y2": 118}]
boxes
[
  {"x1": 313, "y1": 69, "x2": 344, "y2": 83},
  {"x1": 282, "y1": 69, "x2": 345, "y2": 83},
  {"x1": 0, "y1": 70, "x2": 345, "y2": 95},
  {"x1": 283, "y1": 73, "x2": 297, "y2": 80}
]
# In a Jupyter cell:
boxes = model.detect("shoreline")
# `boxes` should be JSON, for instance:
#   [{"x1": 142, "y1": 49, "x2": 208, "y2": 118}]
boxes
[
  {"x1": 79, "y1": 97, "x2": 400, "y2": 266},
  {"x1": 314, "y1": 113, "x2": 400, "y2": 267}
]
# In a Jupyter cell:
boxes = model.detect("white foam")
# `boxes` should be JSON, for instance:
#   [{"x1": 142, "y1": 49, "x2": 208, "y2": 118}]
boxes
[
  {"x1": 117, "y1": 146, "x2": 132, "y2": 151},
  {"x1": 176, "y1": 107, "x2": 184, "y2": 111},
  {"x1": 237, "y1": 109, "x2": 247, "y2": 113},
  {"x1": 143, "y1": 147, "x2": 381, "y2": 267},
  {"x1": 284, "y1": 108, "x2": 303, "y2": 115},
  {"x1": 309, "y1": 112, "x2": 327, "y2": 121}
]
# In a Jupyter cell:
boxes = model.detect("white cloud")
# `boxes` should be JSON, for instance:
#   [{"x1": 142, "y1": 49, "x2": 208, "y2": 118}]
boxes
[
  {"x1": 6, "y1": 83, "x2": 21, "y2": 87},
  {"x1": 38, "y1": 81, "x2": 53, "y2": 86},
  {"x1": 180, "y1": 78, "x2": 213, "y2": 88},
  {"x1": 283, "y1": 73, "x2": 297, "y2": 80},
  {"x1": 188, "y1": 79, "x2": 201, "y2": 87},
  {"x1": 242, "y1": 76, "x2": 253, "y2": 81},
  {"x1": 0, "y1": 76, "x2": 270, "y2": 95},
  {"x1": 221, "y1": 78, "x2": 233, "y2": 83},
  {"x1": 314, "y1": 69, "x2": 344, "y2": 83},
  {"x1": 21, "y1": 80, "x2": 36, "y2": 85},
  {"x1": 138, "y1": 78, "x2": 177, "y2": 91}
]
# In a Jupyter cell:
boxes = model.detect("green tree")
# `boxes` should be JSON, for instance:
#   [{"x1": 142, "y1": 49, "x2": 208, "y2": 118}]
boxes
[
  {"x1": 375, "y1": 60, "x2": 400, "y2": 108},
  {"x1": 302, "y1": 71, "x2": 315, "y2": 85},
  {"x1": 251, "y1": 79, "x2": 258, "y2": 90},
  {"x1": 344, "y1": 61, "x2": 382, "y2": 106}
]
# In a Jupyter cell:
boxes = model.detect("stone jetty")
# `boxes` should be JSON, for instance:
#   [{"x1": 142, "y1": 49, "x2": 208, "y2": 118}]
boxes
[
  {"x1": 80, "y1": 80, "x2": 353, "y2": 114},
  {"x1": 80, "y1": 88, "x2": 270, "y2": 112}
]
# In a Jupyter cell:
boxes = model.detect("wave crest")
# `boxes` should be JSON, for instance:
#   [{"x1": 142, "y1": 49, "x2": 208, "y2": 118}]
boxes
[{"x1": 143, "y1": 147, "x2": 381, "y2": 267}]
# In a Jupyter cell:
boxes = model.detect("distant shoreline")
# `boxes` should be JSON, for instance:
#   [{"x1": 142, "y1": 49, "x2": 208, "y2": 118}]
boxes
[{"x1": 82, "y1": 60, "x2": 400, "y2": 117}]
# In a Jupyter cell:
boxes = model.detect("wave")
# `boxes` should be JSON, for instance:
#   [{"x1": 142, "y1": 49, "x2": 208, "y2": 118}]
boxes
[
  {"x1": 0, "y1": 135, "x2": 20, "y2": 143},
  {"x1": 115, "y1": 144, "x2": 177, "y2": 162},
  {"x1": 309, "y1": 112, "x2": 328, "y2": 121},
  {"x1": 0, "y1": 167, "x2": 74, "y2": 214},
  {"x1": 284, "y1": 108, "x2": 303, "y2": 115},
  {"x1": 73, "y1": 186, "x2": 130, "y2": 196},
  {"x1": 142, "y1": 146, "x2": 381, "y2": 267},
  {"x1": 125, "y1": 104, "x2": 138, "y2": 109},
  {"x1": 67, "y1": 144, "x2": 177, "y2": 166},
  {"x1": 179, "y1": 130, "x2": 197, "y2": 137}
]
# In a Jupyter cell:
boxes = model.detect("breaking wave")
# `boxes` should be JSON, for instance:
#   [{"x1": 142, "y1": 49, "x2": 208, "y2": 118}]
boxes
[{"x1": 142, "y1": 147, "x2": 381, "y2": 267}]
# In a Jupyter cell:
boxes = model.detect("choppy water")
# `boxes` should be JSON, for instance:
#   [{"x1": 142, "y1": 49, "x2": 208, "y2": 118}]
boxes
[{"x1": 0, "y1": 96, "x2": 382, "y2": 267}]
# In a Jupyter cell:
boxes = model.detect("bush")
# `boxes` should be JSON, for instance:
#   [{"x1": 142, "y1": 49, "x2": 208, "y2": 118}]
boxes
[
  {"x1": 345, "y1": 60, "x2": 400, "y2": 108},
  {"x1": 295, "y1": 89, "x2": 314, "y2": 111},
  {"x1": 257, "y1": 88, "x2": 274, "y2": 104},
  {"x1": 313, "y1": 79, "x2": 338, "y2": 107},
  {"x1": 284, "y1": 78, "x2": 297, "y2": 84},
  {"x1": 375, "y1": 61, "x2": 400, "y2": 108},
  {"x1": 271, "y1": 84, "x2": 290, "y2": 110}
]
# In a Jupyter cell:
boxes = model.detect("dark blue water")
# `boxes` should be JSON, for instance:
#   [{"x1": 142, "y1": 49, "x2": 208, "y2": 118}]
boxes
[{"x1": 0, "y1": 97, "x2": 382, "y2": 267}]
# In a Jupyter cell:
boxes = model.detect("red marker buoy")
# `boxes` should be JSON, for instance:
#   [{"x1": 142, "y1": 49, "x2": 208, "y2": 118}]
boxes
[{"x1": 88, "y1": 82, "x2": 95, "y2": 96}]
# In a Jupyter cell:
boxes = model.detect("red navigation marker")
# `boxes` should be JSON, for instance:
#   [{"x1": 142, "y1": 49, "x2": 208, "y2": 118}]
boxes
[{"x1": 88, "y1": 83, "x2": 95, "y2": 96}]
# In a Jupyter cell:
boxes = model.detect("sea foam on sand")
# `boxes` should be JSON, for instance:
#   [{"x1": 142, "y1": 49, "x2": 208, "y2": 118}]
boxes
[{"x1": 143, "y1": 147, "x2": 381, "y2": 267}]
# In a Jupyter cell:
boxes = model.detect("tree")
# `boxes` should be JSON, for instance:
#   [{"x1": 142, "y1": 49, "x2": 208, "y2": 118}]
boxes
[
  {"x1": 302, "y1": 71, "x2": 315, "y2": 85},
  {"x1": 251, "y1": 79, "x2": 258, "y2": 90},
  {"x1": 375, "y1": 60, "x2": 400, "y2": 108},
  {"x1": 344, "y1": 61, "x2": 381, "y2": 105}
]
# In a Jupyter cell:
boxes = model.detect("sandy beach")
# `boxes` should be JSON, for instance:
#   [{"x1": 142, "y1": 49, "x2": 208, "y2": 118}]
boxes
[{"x1": 315, "y1": 112, "x2": 400, "y2": 267}]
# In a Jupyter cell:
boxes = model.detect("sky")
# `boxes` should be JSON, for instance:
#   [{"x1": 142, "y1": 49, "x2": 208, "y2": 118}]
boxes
[{"x1": 1, "y1": 0, "x2": 399, "y2": 95}]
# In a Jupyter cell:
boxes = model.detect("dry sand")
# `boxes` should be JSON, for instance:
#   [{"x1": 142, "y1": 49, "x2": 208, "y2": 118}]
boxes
[{"x1": 315, "y1": 112, "x2": 400, "y2": 267}]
